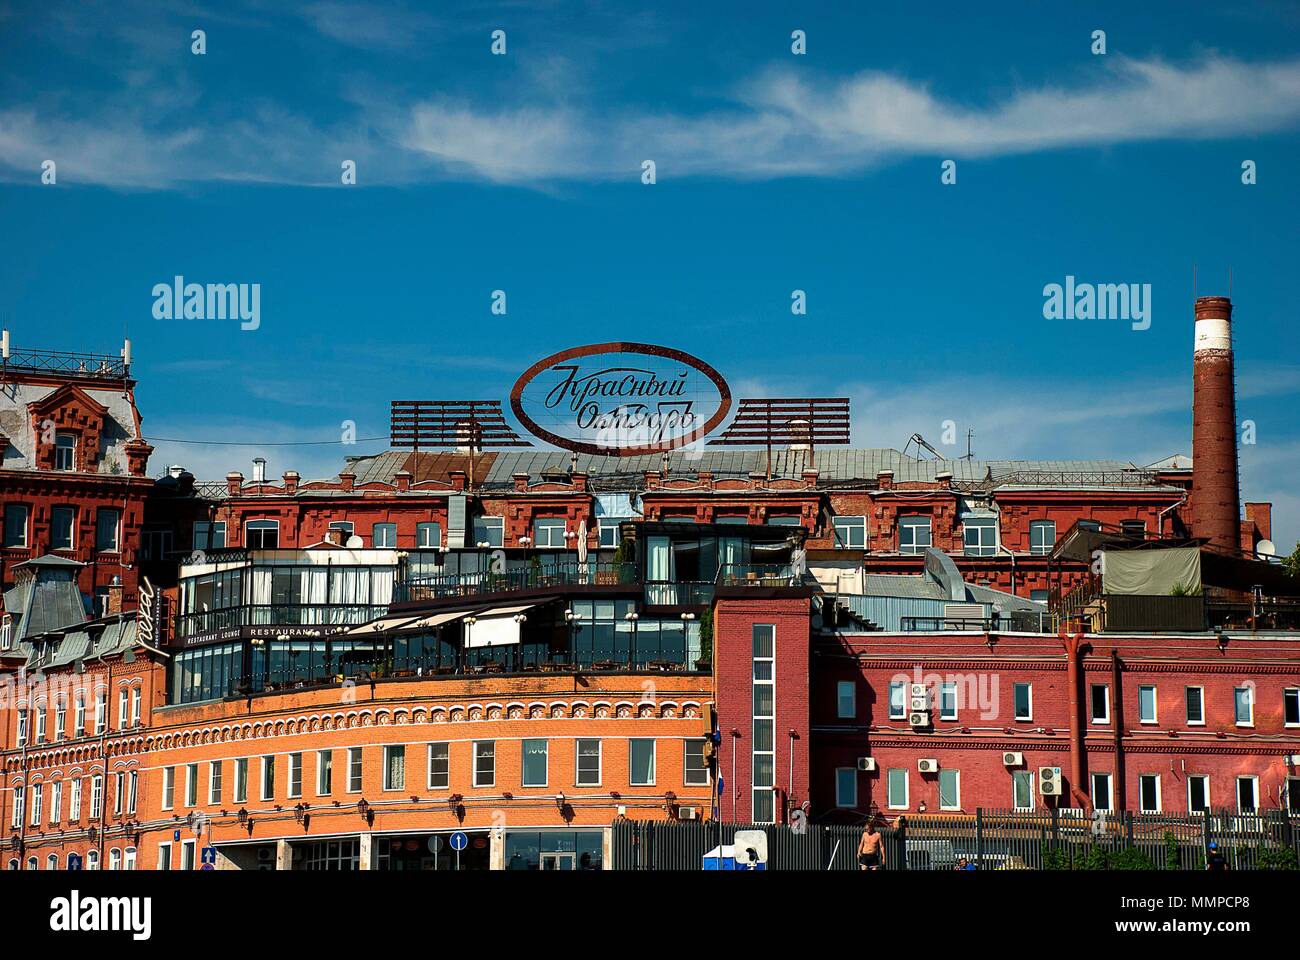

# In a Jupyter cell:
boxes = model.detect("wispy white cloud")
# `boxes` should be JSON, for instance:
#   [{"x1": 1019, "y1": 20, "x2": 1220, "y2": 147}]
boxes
[{"x1": 4, "y1": 53, "x2": 1300, "y2": 188}]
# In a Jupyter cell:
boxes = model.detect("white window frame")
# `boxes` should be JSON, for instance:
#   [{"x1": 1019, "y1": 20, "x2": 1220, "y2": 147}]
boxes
[
  {"x1": 888, "y1": 681, "x2": 906, "y2": 720},
  {"x1": 1187, "y1": 775, "x2": 1211, "y2": 814},
  {"x1": 472, "y1": 516, "x2": 504, "y2": 548},
  {"x1": 575, "y1": 738, "x2": 601, "y2": 786},
  {"x1": 521, "y1": 738, "x2": 548, "y2": 788},
  {"x1": 1286, "y1": 688, "x2": 1300, "y2": 728},
  {"x1": 886, "y1": 767, "x2": 909, "y2": 810},
  {"x1": 192, "y1": 520, "x2": 227, "y2": 551},
  {"x1": 938, "y1": 768, "x2": 961, "y2": 811},
  {"x1": 1090, "y1": 683, "x2": 1110, "y2": 725},
  {"x1": 288, "y1": 752, "x2": 303, "y2": 798},
  {"x1": 234, "y1": 758, "x2": 249, "y2": 803},
  {"x1": 836, "y1": 681, "x2": 856, "y2": 719},
  {"x1": 473, "y1": 740, "x2": 496, "y2": 788},
  {"x1": 1236, "y1": 775, "x2": 1259, "y2": 813},
  {"x1": 1138, "y1": 685, "x2": 1158, "y2": 724},
  {"x1": 245, "y1": 519, "x2": 280, "y2": 550},
  {"x1": 1185, "y1": 686, "x2": 1205, "y2": 726},
  {"x1": 54, "y1": 432, "x2": 76, "y2": 470},
  {"x1": 74, "y1": 695, "x2": 85, "y2": 737},
  {"x1": 90, "y1": 774, "x2": 103, "y2": 819},
  {"x1": 96, "y1": 508, "x2": 121, "y2": 553},
  {"x1": 381, "y1": 745, "x2": 404, "y2": 792},
  {"x1": 898, "y1": 515, "x2": 931, "y2": 555},
  {"x1": 1091, "y1": 772, "x2": 1113, "y2": 812},
  {"x1": 185, "y1": 763, "x2": 199, "y2": 808},
  {"x1": 347, "y1": 747, "x2": 363, "y2": 793},
  {"x1": 1013, "y1": 682, "x2": 1033, "y2": 721},
  {"x1": 372, "y1": 523, "x2": 397, "y2": 548},
  {"x1": 10, "y1": 786, "x2": 23, "y2": 829},
  {"x1": 416, "y1": 521, "x2": 442, "y2": 549},
  {"x1": 157, "y1": 842, "x2": 172, "y2": 871},
  {"x1": 1028, "y1": 519, "x2": 1056, "y2": 556},
  {"x1": 629, "y1": 738, "x2": 656, "y2": 787},
  {"x1": 94, "y1": 690, "x2": 107, "y2": 734},
  {"x1": 260, "y1": 755, "x2": 275, "y2": 801},
  {"x1": 426, "y1": 743, "x2": 449, "y2": 790},
  {"x1": 832, "y1": 515, "x2": 868, "y2": 549},
  {"x1": 3, "y1": 504, "x2": 29, "y2": 548},
  {"x1": 51, "y1": 505, "x2": 76, "y2": 551},
  {"x1": 328, "y1": 520, "x2": 355, "y2": 542},
  {"x1": 962, "y1": 516, "x2": 998, "y2": 557},
  {"x1": 161, "y1": 766, "x2": 175, "y2": 810},
  {"x1": 532, "y1": 517, "x2": 568, "y2": 549},
  {"x1": 316, "y1": 750, "x2": 333, "y2": 795},
  {"x1": 50, "y1": 779, "x2": 62, "y2": 824},
  {"x1": 1234, "y1": 686, "x2": 1254, "y2": 727},
  {"x1": 834, "y1": 767, "x2": 857, "y2": 808},
  {"x1": 939, "y1": 682, "x2": 958, "y2": 721},
  {"x1": 124, "y1": 847, "x2": 136, "y2": 871},
  {"x1": 69, "y1": 779, "x2": 81, "y2": 820},
  {"x1": 684, "y1": 740, "x2": 710, "y2": 787},
  {"x1": 1138, "y1": 774, "x2": 1162, "y2": 813},
  {"x1": 29, "y1": 782, "x2": 42, "y2": 826},
  {"x1": 131, "y1": 687, "x2": 141, "y2": 727}
]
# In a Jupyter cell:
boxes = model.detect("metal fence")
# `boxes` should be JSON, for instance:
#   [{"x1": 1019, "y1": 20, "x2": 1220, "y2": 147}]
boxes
[{"x1": 612, "y1": 809, "x2": 1300, "y2": 870}]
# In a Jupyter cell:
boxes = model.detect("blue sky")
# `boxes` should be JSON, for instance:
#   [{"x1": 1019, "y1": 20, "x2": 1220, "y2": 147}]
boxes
[{"x1": 1, "y1": 1, "x2": 1298, "y2": 544}]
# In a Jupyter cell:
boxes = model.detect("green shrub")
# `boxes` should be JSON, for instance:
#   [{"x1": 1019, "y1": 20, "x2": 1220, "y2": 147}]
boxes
[
  {"x1": 1164, "y1": 831, "x2": 1181, "y2": 870},
  {"x1": 1043, "y1": 847, "x2": 1070, "y2": 870},
  {"x1": 1258, "y1": 845, "x2": 1298, "y2": 870},
  {"x1": 1110, "y1": 847, "x2": 1154, "y2": 870}
]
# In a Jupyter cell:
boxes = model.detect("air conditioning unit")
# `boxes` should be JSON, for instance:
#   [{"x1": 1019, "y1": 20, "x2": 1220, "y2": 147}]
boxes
[
  {"x1": 909, "y1": 710, "x2": 931, "y2": 728},
  {"x1": 856, "y1": 757, "x2": 877, "y2": 772},
  {"x1": 909, "y1": 683, "x2": 928, "y2": 710},
  {"x1": 917, "y1": 758, "x2": 939, "y2": 774},
  {"x1": 910, "y1": 695, "x2": 929, "y2": 711},
  {"x1": 678, "y1": 806, "x2": 700, "y2": 821},
  {"x1": 1039, "y1": 766, "x2": 1063, "y2": 796},
  {"x1": 1003, "y1": 751, "x2": 1024, "y2": 767}
]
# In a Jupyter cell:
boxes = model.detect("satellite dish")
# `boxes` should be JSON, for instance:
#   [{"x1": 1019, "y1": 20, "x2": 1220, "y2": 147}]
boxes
[
  {"x1": 345, "y1": 535, "x2": 364, "y2": 549},
  {"x1": 1257, "y1": 539, "x2": 1276, "y2": 557}
]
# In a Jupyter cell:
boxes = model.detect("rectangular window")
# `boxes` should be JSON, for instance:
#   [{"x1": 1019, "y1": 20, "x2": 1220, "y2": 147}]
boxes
[
  {"x1": 181, "y1": 840, "x2": 197, "y2": 872},
  {"x1": 185, "y1": 763, "x2": 198, "y2": 807},
  {"x1": 117, "y1": 690, "x2": 128, "y2": 729},
  {"x1": 576, "y1": 739, "x2": 601, "y2": 786},
  {"x1": 3, "y1": 505, "x2": 29, "y2": 548},
  {"x1": 347, "y1": 747, "x2": 363, "y2": 793},
  {"x1": 835, "y1": 768, "x2": 857, "y2": 808},
  {"x1": 832, "y1": 516, "x2": 868, "y2": 549},
  {"x1": 1029, "y1": 519, "x2": 1056, "y2": 555},
  {"x1": 898, "y1": 515, "x2": 931, "y2": 555},
  {"x1": 74, "y1": 696, "x2": 85, "y2": 737},
  {"x1": 192, "y1": 521, "x2": 227, "y2": 550},
  {"x1": 30, "y1": 783, "x2": 42, "y2": 826},
  {"x1": 372, "y1": 523, "x2": 397, "y2": 548},
  {"x1": 473, "y1": 741, "x2": 496, "y2": 787},
  {"x1": 1121, "y1": 519, "x2": 1147, "y2": 539},
  {"x1": 1090, "y1": 684, "x2": 1110, "y2": 724},
  {"x1": 51, "y1": 506, "x2": 75, "y2": 550},
  {"x1": 1139, "y1": 774, "x2": 1161, "y2": 813},
  {"x1": 1013, "y1": 683, "x2": 1033, "y2": 721},
  {"x1": 316, "y1": 750, "x2": 333, "y2": 795},
  {"x1": 751, "y1": 623, "x2": 775, "y2": 823},
  {"x1": 34, "y1": 705, "x2": 46, "y2": 743},
  {"x1": 939, "y1": 682, "x2": 958, "y2": 721},
  {"x1": 532, "y1": 517, "x2": 568, "y2": 548},
  {"x1": 471, "y1": 516, "x2": 503, "y2": 548},
  {"x1": 889, "y1": 682, "x2": 906, "y2": 720},
  {"x1": 1286, "y1": 689, "x2": 1300, "y2": 727},
  {"x1": 54, "y1": 432, "x2": 76, "y2": 470},
  {"x1": 55, "y1": 700, "x2": 66, "y2": 741},
  {"x1": 260, "y1": 755, "x2": 275, "y2": 801},
  {"x1": 1091, "y1": 772, "x2": 1113, "y2": 811},
  {"x1": 836, "y1": 681, "x2": 856, "y2": 719},
  {"x1": 94, "y1": 690, "x2": 107, "y2": 734},
  {"x1": 1186, "y1": 686, "x2": 1205, "y2": 725},
  {"x1": 1234, "y1": 686, "x2": 1254, "y2": 726},
  {"x1": 245, "y1": 519, "x2": 279, "y2": 550},
  {"x1": 1138, "y1": 685, "x2": 1158, "y2": 724},
  {"x1": 131, "y1": 687, "x2": 141, "y2": 727},
  {"x1": 382, "y1": 746, "x2": 405, "y2": 791},
  {"x1": 629, "y1": 739, "x2": 656, "y2": 786},
  {"x1": 288, "y1": 753, "x2": 303, "y2": 798},
  {"x1": 162, "y1": 767, "x2": 175, "y2": 810},
  {"x1": 113, "y1": 772, "x2": 124, "y2": 816},
  {"x1": 1237, "y1": 776, "x2": 1258, "y2": 813},
  {"x1": 1188, "y1": 775, "x2": 1210, "y2": 814},
  {"x1": 128, "y1": 771, "x2": 138, "y2": 814},
  {"x1": 886, "y1": 768, "x2": 909, "y2": 809},
  {"x1": 157, "y1": 843, "x2": 172, "y2": 871},
  {"x1": 51, "y1": 780, "x2": 62, "y2": 824},
  {"x1": 426, "y1": 743, "x2": 449, "y2": 790},
  {"x1": 938, "y1": 769, "x2": 961, "y2": 811},
  {"x1": 95, "y1": 509, "x2": 120, "y2": 553},
  {"x1": 16, "y1": 708, "x2": 27, "y2": 746},
  {"x1": 234, "y1": 758, "x2": 249, "y2": 803},
  {"x1": 521, "y1": 739, "x2": 548, "y2": 787},
  {"x1": 90, "y1": 775, "x2": 103, "y2": 819},
  {"x1": 684, "y1": 740, "x2": 710, "y2": 786},
  {"x1": 598, "y1": 522, "x2": 620, "y2": 548},
  {"x1": 10, "y1": 786, "x2": 23, "y2": 829},
  {"x1": 962, "y1": 516, "x2": 998, "y2": 557},
  {"x1": 416, "y1": 521, "x2": 442, "y2": 549},
  {"x1": 209, "y1": 762, "x2": 223, "y2": 805},
  {"x1": 69, "y1": 780, "x2": 81, "y2": 821}
]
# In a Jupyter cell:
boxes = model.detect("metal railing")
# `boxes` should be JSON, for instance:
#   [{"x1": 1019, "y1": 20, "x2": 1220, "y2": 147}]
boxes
[
  {"x1": 1, "y1": 346, "x2": 128, "y2": 379},
  {"x1": 643, "y1": 581, "x2": 714, "y2": 606},
  {"x1": 715, "y1": 563, "x2": 799, "y2": 587},
  {"x1": 612, "y1": 808, "x2": 1300, "y2": 870},
  {"x1": 176, "y1": 603, "x2": 389, "y2": 637},
  {"x1": 397, "y1": 561, "x2": 637, "y2": 602}
]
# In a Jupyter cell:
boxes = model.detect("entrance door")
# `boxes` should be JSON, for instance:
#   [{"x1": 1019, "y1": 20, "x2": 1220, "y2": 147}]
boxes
[{"x1": 540, "y1": 852, "x2": 575, "y2": 871}]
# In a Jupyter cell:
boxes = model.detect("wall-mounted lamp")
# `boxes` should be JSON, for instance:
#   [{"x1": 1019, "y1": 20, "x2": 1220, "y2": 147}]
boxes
[
  {"x1": 680, "y1": 612, "x2": 696, "y2": 622},
  {"x1": 555, "y1": 792, "x2": 566, "y2": 810}
]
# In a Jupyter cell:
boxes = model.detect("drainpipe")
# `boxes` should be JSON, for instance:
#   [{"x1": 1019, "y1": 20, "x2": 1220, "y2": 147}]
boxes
[
  {"x1": 1111, "y1": 650, "x2": 1126, "y2": 811},
  {"x1": 1060, "y1": 628, "x2": 1091, "y2": 810}
]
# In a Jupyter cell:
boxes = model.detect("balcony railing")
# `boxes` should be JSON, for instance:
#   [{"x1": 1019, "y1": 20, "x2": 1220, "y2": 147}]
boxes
[
  {"x1": 643, "y1": 581, "x2": 714, "y2": 606},
  {"x1": 177, "y1": 603, "x2": 390, "y2": 638},
  {"x1": 396, "y1": 561, "x2": 637, "y2": 603},
  {"x1": 716, "y1": 563, "x2": 799, "y2": 587},
  {"x1": 2, "y1": 346, "x2": 128, "y2": 379}
]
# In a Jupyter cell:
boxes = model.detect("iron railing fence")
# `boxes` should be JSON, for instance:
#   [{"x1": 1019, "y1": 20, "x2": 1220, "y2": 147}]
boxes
[
  {"x1": 612, "y1": 809, "x2": 1300, "y2": 870},
  {"x1": 398, "y1": 561, "x2": 637, "y2": 602}
]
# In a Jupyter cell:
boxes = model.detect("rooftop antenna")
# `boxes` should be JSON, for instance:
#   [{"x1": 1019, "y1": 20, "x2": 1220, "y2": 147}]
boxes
[
  {"x1": 961, "y1": 429, "x2": 975, "y2": 461},
  {"x1": 1, "y1": 329, "x2": 8, "y2": 386}
]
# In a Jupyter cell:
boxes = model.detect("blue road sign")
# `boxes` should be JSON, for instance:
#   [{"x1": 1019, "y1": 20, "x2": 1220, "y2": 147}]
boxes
[
  {"x1": 201, "y1": 847, "x2": 217, "y2": 865},
  {"x1": 173, "y1": 829, "x2": 182, "y2": 842},
  {"x1": 449, "y1": 831, "x2": 468, "y2": 851},
  {"x1": 67, "y1": 853, "x2": 82, "y2": 871}
]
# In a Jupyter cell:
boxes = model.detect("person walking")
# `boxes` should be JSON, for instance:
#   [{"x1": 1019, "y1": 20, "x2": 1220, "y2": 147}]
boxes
[{"x1": 858, "y1": 820, "x2": 885, "y2": 871}]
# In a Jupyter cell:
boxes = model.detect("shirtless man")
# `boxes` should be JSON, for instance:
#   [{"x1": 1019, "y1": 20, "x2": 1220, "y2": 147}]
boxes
[{"x1": 858, "y1": 821, "x2": 885, "y2": 871}]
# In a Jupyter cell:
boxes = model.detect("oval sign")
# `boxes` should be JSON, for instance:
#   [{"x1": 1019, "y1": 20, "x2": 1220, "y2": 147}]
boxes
[{"x1": 510, "y1": 343, "x2": 731, "y2": 456}]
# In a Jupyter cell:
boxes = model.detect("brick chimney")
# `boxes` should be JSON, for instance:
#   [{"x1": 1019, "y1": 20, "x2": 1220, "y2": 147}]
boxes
[
  {"x1": 124, "y1": 440, "x2": 153, "y2": 477},
  {"x1": 570, "y1": 471, "x2": 589, "y2": 491},
  {"x1": 877, "y1": 469, "x2": 894, "y2": 490},
  {"x1": 106, "y1": 577, "x2": 124, "y2": 615},
  {"x1": 513, "y1": 472, "x2": 531, "y2": 492},
  {"x1": 338, "y1": 471, "x2": 355, "y2": 492},
  {"x1": 1244, "y1": 502, "x2": 1272, "y2": 545},
  {"x1": 448, "y1": 469, "x2": 468, "y2": 492},
  {"x1": 1191, "y1": 296, "x2": 1240, "y2": 554},
  {"x1": 394, "y1": 470, "x2": 412, "y2": 492},
  {"x1": 225, "y1": 471, "x2": 244, "y2": 496},
  {"x1": 282, "y1": 470, "x2": 300, "y2": 494},
  {"x1": 802, "y1": 468, "x2": 819, "y2": 489}
]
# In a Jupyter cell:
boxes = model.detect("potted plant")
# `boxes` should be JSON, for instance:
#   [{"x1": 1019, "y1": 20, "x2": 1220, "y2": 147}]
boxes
[{"x1": 694, "y1": 608, "x2": 713, "y2": 672}]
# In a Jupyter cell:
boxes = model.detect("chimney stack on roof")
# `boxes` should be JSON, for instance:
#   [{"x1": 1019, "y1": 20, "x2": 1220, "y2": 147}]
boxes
[{"x1": 1190, "y1": 295, "x2": 1241, "y2": 554}]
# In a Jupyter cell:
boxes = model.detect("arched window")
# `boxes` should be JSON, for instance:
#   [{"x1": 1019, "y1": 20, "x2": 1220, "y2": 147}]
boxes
[
  {"x1": 25, "y1": 857, "x2": 37, "y2": 871},
  {"x1": 46, "y1": 854, "x2": 58, "y2": 871},
  {"x1": 86, "y1": 849, "x2": 99, "y2": 870},
  {"x1": 109, "y1": 848, "x2": 122, "y2": 871},
  {"x1": 7, "y1": 858, "x2": 18, "y2": 870}
]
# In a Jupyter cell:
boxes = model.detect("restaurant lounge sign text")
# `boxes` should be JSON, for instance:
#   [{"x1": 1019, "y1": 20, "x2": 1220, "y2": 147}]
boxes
[{"x1": 511, "y1": 343, "x2": 731, "y2": 456}]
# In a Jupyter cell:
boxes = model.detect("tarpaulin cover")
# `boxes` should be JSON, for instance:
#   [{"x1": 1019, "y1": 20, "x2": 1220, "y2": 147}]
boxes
[{"x1": 1102, "y1": 547, "x2": 1201, "y2": 596}]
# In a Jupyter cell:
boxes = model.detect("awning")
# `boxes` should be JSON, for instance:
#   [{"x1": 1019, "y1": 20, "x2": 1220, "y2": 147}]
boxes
[
  {"x1": 344, "y1": 615, "x2": 421, "y2": 637},
  {"x1": 464, "y1": 604, "x2": 536, "y2": 648},
  {"x1": 399, "y1": 610, "x2": 471, "y2": 632}
]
